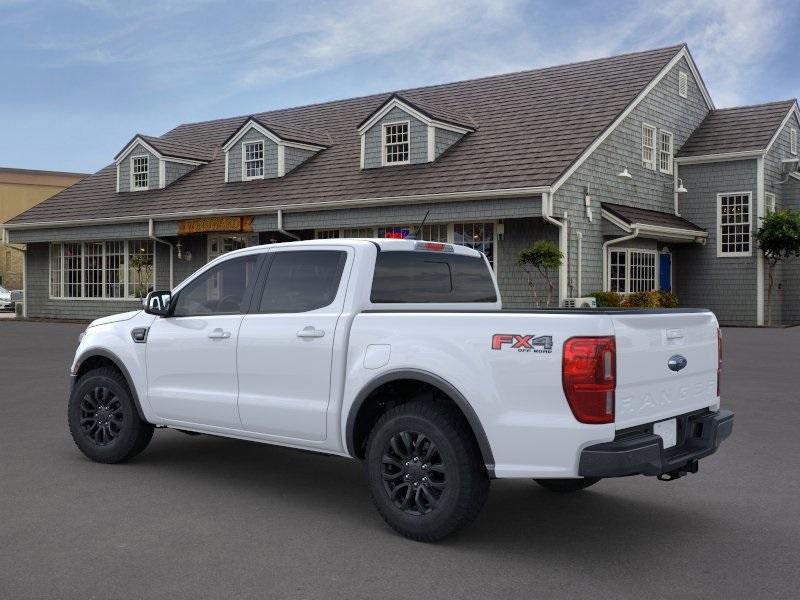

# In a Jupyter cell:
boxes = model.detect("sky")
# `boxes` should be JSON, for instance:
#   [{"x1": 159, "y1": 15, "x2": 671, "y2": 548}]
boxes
[{"x1": 1, "y1": 0, "x2": 798, "y2": 173}]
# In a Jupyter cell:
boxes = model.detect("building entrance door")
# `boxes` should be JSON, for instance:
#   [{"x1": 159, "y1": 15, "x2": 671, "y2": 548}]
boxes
[
  {"x1": 659, "y1": 252, "x2": 672, "y2": 292},
  {"x1": 207, "y1": 234, "x2": 247, "y2": 262}
]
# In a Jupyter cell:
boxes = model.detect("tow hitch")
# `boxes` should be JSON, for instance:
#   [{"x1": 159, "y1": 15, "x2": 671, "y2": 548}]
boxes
[{"x1": 657, "y1": 459, "x2": 699, "y2": 481}]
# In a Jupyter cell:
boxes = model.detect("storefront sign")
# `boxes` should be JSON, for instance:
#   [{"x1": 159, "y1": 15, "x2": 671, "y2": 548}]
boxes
[{"x1": 177, "y1": 216, "x2": 254, "y2": 235}]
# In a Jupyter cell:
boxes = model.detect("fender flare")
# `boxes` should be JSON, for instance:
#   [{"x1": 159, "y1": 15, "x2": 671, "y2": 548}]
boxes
[
  {"x1": 345, "y1": 368, "x2": 495, "y2": 476},
  {"x1": 73, "y1": 348, "x2": 148, "y2": 422}
]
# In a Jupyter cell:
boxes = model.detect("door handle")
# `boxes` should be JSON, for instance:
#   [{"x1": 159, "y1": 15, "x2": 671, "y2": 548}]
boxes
[
  {"x1": 297, "y1": 326, "x2": 325, "y2": 339},
  {"x1": 208, "y1": 328, "x2": 231, "y2": 340}
]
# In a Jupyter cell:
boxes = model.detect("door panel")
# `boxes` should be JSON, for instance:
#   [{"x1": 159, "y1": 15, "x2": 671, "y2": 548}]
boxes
[
  {"x1": 237, "y1": 248, "x2": 350, "y2": 441},
  {"x1": 659, "y1": 253, "x2": 672, "y2": 292},
  {"x1": 147, "y1": 315, "x2": 243, "y2": 427},
  {"x1": 146, "y1": 253, "x2": 262, "y2": 429}
]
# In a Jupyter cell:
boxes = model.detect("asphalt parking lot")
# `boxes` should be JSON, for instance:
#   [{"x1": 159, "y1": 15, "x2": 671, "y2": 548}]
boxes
[{"x1": 1, "y1": 321, "x2": 798, "y2": 599}]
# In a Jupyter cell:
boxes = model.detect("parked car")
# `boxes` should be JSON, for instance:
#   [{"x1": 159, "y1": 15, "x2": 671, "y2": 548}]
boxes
[
  {"x1": 0, "y1": 285, "x2": 13, "y2": 311},
  {"x1": 68, "y1": 239, "x2": 733, "y2": 541}
]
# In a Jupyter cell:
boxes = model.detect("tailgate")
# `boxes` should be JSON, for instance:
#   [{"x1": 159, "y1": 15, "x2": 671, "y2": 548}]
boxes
[{"x1": 612, "y1": 310, "x2": 719, "y2": 429}]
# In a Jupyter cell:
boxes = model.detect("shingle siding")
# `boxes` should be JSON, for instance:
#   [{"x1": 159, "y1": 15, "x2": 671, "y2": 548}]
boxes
[
  {"x1": 363, "y1": 107, "x2": 427, "y2": 168},
  {"x1": 284, "y1": 146, "x2": 317, "y2": 174},
  {"x1": 226, "y1": 128, "x2": 279, "y2": 182},
  {"x1": 674, "y1": 160, "x2": 758, "y2": 325},
  {"x1": 283, "y1": 197, "x2": 542, "y2": 231},
  {"x1": 434, "y1": 128, "x2": 463, "y2": 159},
  {"x1": 765, "y1": 111, "x2": 800, "y2": 325},
  {"x1": 9, "y1": 223, "x2": 150, "y2": 244},
  {"x1": 497, "y1": 218, "x2": 559, "y2": 309},
  {"x1": 164, "y1": 161, "x2": 195, "y2": 186},
  {"x1": 555, "y1": 57, "x2": 710, "y2": 299},
  {"x1": 117, "y1": 143, "x2": 159, "y2": 192}
]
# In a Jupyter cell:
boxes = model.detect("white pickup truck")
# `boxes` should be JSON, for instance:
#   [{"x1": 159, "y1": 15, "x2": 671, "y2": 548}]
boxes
[{"x1": 69, "y1": 238, "x2": 733, "y2": 541}]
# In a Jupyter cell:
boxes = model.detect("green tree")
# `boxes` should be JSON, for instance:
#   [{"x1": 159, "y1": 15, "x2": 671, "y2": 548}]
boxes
[
  {"x1": 518, "y1": 240, "x2": 563, "y2": 308},
  {"x1": 130, "y1": 252, "x2": 153, "y2": 299},
  {"x1": 754, "y1": 208, "x2": 800, "y2": 326}
]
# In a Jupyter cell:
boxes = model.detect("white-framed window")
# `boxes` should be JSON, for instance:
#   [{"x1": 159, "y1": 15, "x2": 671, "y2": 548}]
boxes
[
  {"x1": 642, "y1": 123, "x2": 656, "y2": 170},
  {"x1": 49, "y1": 240, "x2": 155, "y2": 300},
  {"x1": 383, "y1": 121, "x2": 410, "y2": 165},
  {"x1": 717, "y1": 192, "x2": 752, "y2": 257},
  {"x1": 314, "y1": 221, "x2": 497, "y2": 269},
  {"x1": 131, "y1": 156, "x2": 149, "y2": 190},
  {"x1": 243, "y1": 141, "x2": 265, "y2": 179},
  {"x1": 766, "y1": 192, "x2": 776, "y2": 215},
  {"x1": 678, "y1": 70, "x2": 688, "y2": 99},
  {"x1": 607, "y1": 248, "x2": 658, "y2": 293},
  {"x1": 790, "y1": 127, "x2": 797, "y2": 155},
  {"x1": 659, "y1": 131, "x2": 674, "y2": 174}
]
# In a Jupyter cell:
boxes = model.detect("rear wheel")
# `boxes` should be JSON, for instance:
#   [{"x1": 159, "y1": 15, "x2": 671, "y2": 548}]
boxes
[
  {"x1": 365, "y1": 401, "x2": 489, "y2": 542},
  {"x1": 534, "y1": 477, "x2": 600, "y2": 493},
  {"x1": 68, "y1": 367, "x2": 154, "y2": 464}
]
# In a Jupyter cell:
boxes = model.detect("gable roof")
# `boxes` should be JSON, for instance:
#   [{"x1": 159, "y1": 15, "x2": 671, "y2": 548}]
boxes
[
  {"x1": 602, "y1": 202, "x2": 705, "y2": 233},
  {"x1": 114, "y1": 134, "x2": 216, "y2": 163},
  {"x1": 677, "y1": 100, "x2": 798, "y2": 158},
  {"x1": 221, "y1": 116, "x2": 331, "y2": 150},
  {"x1": 10, "y1": 44, "x2": 690, "y2": 226},
  {"x1": 356, "y1": 93, "x2": 475, "y2": 132}
]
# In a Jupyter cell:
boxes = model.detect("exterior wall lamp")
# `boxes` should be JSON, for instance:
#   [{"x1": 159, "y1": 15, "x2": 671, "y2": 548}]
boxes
[
  {"x1": 675, "y1": 178, "x2": 688, "y2": 193},
  {"x1": 617, "y1": 167, "x2": 632, "y2": 179}
]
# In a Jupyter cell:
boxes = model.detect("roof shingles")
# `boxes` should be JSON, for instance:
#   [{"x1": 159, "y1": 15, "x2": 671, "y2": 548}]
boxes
[
  {"x1": 12, "y1": 45, "x2": 686, "y2": 225},
  {"x1": 677, "y1": 100, "x2": 797, "y2": 157}
]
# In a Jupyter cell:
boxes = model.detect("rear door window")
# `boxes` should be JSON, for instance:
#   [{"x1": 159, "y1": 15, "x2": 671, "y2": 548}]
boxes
[
  {"x1": 370, "y1": 251, "x2": 497, "y2": 303},
  {"x1": 258, "y1": 250, "x2": 347, "y2": 313}
]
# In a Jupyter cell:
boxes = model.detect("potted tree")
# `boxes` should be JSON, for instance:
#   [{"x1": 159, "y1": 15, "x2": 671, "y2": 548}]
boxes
[{"x1": 754, "y1": 208, "x2": 800, "y2": 326}]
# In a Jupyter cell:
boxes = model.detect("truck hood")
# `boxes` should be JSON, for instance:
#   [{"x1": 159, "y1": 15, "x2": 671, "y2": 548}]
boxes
[{"x1": 87, "y1": 310, "x2": 142, "y2": 329}]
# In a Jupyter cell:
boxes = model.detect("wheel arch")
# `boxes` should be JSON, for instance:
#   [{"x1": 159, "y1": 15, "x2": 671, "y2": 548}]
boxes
[
  {"x1": 73, "y1": 348, "x2": 148, "y2": 422},
  {"x1": 345, "y1": 369, "x2": 495, "y2": 477}
]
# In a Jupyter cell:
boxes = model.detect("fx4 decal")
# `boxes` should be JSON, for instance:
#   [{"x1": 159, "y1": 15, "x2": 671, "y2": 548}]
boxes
[{"x1": 491, "y1": 334, "x2": 554, "y2": 353}]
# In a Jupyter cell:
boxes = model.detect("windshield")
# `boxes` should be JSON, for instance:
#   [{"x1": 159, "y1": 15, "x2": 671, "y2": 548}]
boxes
[{"x1": 0, "y1": 285, "x2": 9, "y2": 295}]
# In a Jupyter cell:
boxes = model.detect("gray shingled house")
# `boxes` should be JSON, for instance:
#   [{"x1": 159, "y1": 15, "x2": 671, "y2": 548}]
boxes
[{"x1": 4, "y1": 44, "x2": 800, "y2": 325}]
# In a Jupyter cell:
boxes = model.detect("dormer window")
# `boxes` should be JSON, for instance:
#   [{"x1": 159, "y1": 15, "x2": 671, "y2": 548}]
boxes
[
  {"x1": 383, "y1": 122, "x2": 410, "y2": 165},
  {"x1": 243, "y1": 141, "x2": 265, "y2": 179},
  {"x1": 131, "y1": 156, "x2": 149, "y2": 190}
]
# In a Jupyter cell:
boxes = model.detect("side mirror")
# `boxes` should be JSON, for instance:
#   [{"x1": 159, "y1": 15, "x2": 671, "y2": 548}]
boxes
[{"x1": 144, "y1": 290, "x2": 172, "y2": 316}]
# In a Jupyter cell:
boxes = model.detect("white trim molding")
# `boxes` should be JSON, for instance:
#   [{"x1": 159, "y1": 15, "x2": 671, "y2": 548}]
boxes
[
  {"x1": 356, "y1": 96, "x2": 474, "y2": 136},
  {"x1": 221, "y1": 119, "x2": 327, "y2": 153},
  {"x1": 114, "y1": 135, "x2": 207, "y2": 167},
  {"x1": 764, "y1": 103, "x2": 800, "y2": 155},
  {"x1": 601, "y1": 208, "x2": 707, "y2": 242},
  {"x1": 4, "y1": 186, "x2": 552, "y2": 231},
  {"x1": 675, "y1": 150, "x2": 764, "y2": 165},
  {"x1": 716, "y1": 191, "x2": 754, "y2": 258},
  {"x1": 756, "y1": 158, "x2": 765, "y2": 326}
]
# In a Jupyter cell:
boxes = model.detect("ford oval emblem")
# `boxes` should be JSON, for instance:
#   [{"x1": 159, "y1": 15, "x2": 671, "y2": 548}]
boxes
[{"x1": 668, "y1": 354, "x2": 688, "y2": 372}]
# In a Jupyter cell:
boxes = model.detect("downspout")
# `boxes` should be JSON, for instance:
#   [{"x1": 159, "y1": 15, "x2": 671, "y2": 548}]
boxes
[
  {"x1": 576, "y1": 231, "x2": 583, "y2": 298},
  {"x1": 148, "y1": 219, "x2": 174, "y2": 289},
  {"x1": 602, "y1": 228, "x2": 639, "y2": 291},
  {"x1": 277, "y1": 209, "x2": 301, "y2": 241},
  {"x1": 673, "y1": 161, "x2": 681, "y2": 216},
  {"x1": 541, "y1": 192, "x2": 567, "y2": 306}
]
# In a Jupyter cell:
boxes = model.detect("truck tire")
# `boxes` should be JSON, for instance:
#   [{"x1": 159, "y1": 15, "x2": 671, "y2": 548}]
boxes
[
  {"x1": 534, "y1": 477, "x2": 600, "y2": 493},
  {"x1": 68, "y1": 367, "x2": 154, "y2": 464},
  {"x1": 365, "y1": 400, "x2": 489, "y2": 542}
]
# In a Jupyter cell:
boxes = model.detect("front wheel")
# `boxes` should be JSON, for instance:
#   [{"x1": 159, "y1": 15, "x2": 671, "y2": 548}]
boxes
[
  {"x1": 365, "y1": 401, "x2": 489, "y2": 542},
  {"x1": 68, "y1": 367, "x2": 154, "y2": 464},
  {"x1": 534, "y1": 477, "x2": 600, "y2": 493}
]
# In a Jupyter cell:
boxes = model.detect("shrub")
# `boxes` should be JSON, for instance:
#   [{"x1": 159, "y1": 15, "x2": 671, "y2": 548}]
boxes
[
  {"x1": 589, "y1": 291, "x2": 623, "y2": 307},
  {"x1": 623, "y1": 291, "x2": 662, "y2": 308},
  {"x1": 656, "y1": 290, "x2": 679, "y2": 308}
]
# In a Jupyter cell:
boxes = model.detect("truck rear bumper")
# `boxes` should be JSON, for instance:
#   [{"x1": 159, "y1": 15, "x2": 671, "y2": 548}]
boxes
[{"x1": 578, "y1": 409, "x2": 734, "y2": 478}]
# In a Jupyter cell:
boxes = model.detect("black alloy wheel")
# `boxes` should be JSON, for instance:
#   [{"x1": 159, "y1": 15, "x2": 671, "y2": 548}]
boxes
[
  {"x1": 381, "y1": 431, "x2": 447, "y2": 515},
  {"x1": 80, "y1": 385, "x2": 124, "y2": 446}
]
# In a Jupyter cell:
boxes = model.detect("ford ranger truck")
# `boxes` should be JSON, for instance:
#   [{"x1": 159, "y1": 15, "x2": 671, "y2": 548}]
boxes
[{"x1": 68, "y1": 239, "x2": 733, "y2": 542}]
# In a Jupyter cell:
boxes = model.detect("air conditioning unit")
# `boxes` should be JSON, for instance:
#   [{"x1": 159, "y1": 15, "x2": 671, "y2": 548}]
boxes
[{"x1": 563, "y1": 297, "x2": 597, "y2": 309}]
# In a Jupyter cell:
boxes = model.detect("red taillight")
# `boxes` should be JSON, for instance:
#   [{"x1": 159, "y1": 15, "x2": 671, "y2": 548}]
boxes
[
  {"x1": 413, "y1": 241, "x2": 454, "y2": 253},
  {"x1": 717, "y1": 327, "x2": 722, "y2": 398},
  {"x1": 562, "y1": 336, "x2": 616, "y2": 424}
]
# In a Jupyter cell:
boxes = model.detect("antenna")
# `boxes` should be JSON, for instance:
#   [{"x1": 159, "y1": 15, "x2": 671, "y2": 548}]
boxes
[{"x1": 409, "y1": 210, "x2": 431, "y2": 241}]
